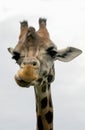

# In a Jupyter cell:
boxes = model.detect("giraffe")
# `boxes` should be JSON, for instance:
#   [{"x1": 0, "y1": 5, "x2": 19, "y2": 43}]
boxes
[{"x1": 8, "y1": 18, "x2": 82, "y2": 130}]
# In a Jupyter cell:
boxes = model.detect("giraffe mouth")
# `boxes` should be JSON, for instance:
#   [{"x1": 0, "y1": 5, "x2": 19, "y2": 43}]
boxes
[{"x1": 15, "y1": 74, "x2": 31, "y2": 87}]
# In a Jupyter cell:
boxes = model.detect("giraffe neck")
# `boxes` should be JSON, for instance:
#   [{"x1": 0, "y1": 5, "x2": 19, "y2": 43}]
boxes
[{"x1": 34, "y1": 80, "x2": 53, "y2": 130}]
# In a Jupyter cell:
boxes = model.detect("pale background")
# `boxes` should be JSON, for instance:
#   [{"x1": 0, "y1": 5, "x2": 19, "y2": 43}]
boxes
[{"x1": 0, "y1": 0, "x2": 85, "y2": 130}]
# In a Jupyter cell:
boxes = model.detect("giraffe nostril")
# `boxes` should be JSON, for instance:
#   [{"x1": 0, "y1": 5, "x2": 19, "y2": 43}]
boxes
[
  {"x1": 22, "y1": 57, "x2": 40, "y2": 67},
  {"x1": 22, "y1": 61, "x2": 38, "y2": 67},
  {"x1": 23, "y1": 62, "x2": 27, "y2": 65}
]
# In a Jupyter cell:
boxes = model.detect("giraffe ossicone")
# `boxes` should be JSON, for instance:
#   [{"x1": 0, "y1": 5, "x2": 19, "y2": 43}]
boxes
[{"x1": 8, "y1": 18, "x2": 82, "y2": 130}]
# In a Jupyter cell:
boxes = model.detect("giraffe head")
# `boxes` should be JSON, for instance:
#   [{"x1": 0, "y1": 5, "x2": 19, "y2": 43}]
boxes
[{"x1": 8, "y1": 18, "x2": 82, "y2": 87}]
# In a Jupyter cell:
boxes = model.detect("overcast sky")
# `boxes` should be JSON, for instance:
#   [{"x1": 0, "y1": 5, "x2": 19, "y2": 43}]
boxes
[{"x1": 0, "y1": 0, "x2": 85, "y2": 130}]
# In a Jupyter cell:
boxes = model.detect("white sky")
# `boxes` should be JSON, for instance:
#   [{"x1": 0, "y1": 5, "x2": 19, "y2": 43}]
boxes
[
  {"x1": 0, "y1": 0, "x2": 85, "y2": 130},
  {"x1": 0, "y1": 0, "x2": 85, "y2": 47},
  {"x1": 0, "y1": 0, "x2": 85, "y2": 21}
]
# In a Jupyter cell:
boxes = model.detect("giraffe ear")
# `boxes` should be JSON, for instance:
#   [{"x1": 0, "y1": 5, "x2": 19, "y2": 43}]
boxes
[
  {"x1": 8, "y1": 47, "x2": 14, "y2": 55},
  {"x1": 55, "y1": 47, "x2": 82, "y2": 62}
]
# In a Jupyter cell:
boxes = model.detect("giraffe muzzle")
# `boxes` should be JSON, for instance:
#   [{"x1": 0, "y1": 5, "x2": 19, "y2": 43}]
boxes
[{"x1": 15, "y1": 64, "x2": 39, "y2": 87}]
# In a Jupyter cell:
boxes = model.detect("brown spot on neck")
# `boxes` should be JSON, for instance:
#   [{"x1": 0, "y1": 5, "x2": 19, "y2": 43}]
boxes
[{"x1": 35, "y1": 81, "x2": 53, "y2": 130}]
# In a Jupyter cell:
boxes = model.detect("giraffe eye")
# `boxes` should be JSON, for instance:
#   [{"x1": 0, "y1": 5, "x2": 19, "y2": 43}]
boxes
[
  {"x1": 46, "y1": 47, "x2": 57, "y2": 58},
  {"x1": 12, "y1": 51, "x2": 20, "y2": 61}
]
